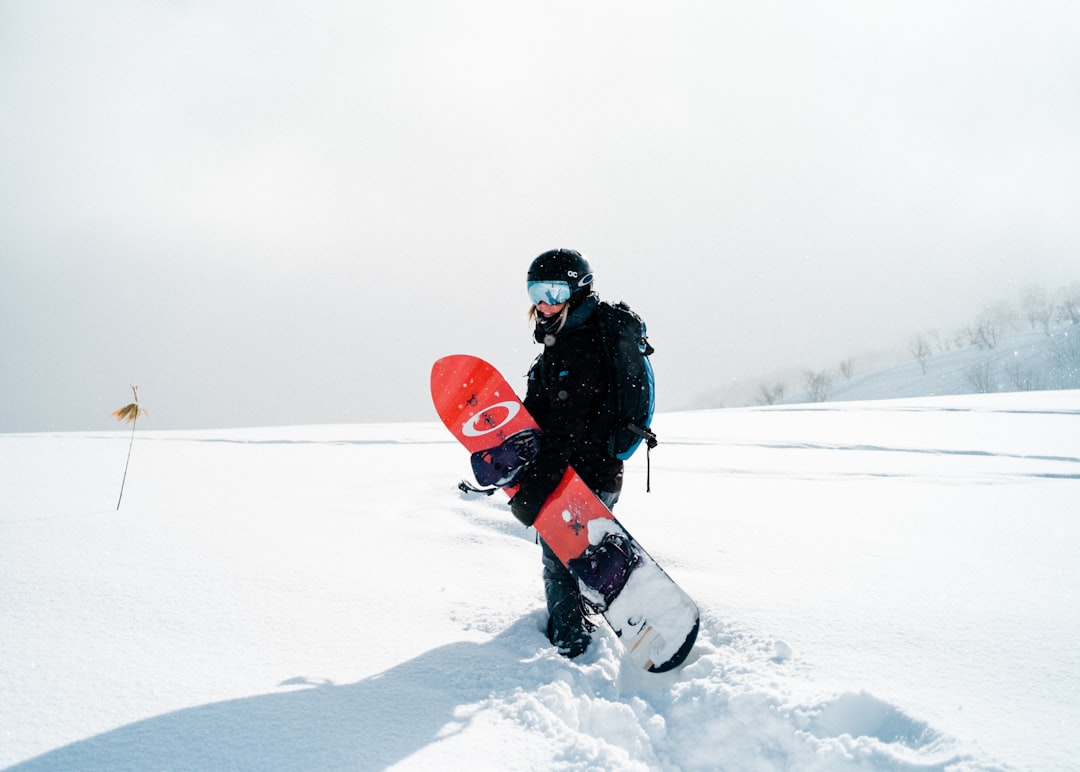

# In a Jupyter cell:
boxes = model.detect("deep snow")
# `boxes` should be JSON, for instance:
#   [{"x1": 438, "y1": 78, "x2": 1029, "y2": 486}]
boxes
[{"x1": 2, "y1": 389, "x2": 1078, "y2": 770}]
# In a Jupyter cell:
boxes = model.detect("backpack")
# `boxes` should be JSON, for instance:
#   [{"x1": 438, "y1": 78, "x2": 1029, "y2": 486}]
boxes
[{"x1": 594, "y1": 300, "x2": 658, "y2": 475}]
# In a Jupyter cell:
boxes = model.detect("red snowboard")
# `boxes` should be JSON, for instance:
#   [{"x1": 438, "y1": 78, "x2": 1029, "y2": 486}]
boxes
[{"x1": 431, "y1": 354, "x2": 699, "y2": 672}]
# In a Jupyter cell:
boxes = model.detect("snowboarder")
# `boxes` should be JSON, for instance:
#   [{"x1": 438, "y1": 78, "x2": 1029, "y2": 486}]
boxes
[{"x1": 510, "y1": 248, "x2": 625, "y2": 659}]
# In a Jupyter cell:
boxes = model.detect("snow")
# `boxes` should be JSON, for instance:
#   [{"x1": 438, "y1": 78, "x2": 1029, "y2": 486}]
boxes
[
  {"x1": 2, "y1": 390, "x2": 1078, "y2": 771},
  {"x1": 808, "y1": 327, "x2": 1080, "y2": 405}
]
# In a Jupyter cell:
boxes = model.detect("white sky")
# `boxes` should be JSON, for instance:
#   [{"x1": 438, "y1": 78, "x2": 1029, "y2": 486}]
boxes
[{"x1": 2, "y1": 0, "x2": 1079, "y2": 431}]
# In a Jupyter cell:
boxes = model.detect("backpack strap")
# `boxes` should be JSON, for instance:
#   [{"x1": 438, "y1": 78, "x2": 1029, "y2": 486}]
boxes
[{"x1": 627, "y1": 423, "x2": 658, "y2": 491}]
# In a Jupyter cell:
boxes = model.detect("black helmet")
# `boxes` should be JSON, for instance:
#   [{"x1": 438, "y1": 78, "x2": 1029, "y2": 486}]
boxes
[{"x1": 526, "y1": 249, "x2": 593, "y2": 306}]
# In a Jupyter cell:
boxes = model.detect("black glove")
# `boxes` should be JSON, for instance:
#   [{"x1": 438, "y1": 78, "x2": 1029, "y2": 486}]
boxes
[{"x1": 509, "y1": 476, "x2": 549, "y2": 527}]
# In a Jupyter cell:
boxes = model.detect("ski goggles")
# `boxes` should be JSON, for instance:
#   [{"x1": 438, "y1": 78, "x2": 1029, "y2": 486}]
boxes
[{"x1": 527, "y1": 280, "x2": 572, "y2": 306}]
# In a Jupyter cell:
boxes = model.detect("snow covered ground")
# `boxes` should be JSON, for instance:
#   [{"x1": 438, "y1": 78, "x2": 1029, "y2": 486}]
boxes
[{"x1": 2, "y1": 390, "x2": 1078, "y2": 770}]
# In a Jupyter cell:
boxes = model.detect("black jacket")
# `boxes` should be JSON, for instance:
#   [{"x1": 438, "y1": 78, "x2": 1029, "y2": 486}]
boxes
[{"x1": 511, "y1": 296, "x2": 623, "y2": 524}]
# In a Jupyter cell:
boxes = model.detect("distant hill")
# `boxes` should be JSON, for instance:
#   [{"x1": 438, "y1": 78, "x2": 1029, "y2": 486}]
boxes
[{"x1": 795, "y1": 325, "x2": 1080, "y2": 404}]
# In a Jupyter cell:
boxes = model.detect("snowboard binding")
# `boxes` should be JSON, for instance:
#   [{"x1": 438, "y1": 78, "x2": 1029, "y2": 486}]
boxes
[
  {"x1": 568, "y1": 531, "x2": 643, "y2": 611},
  {"x1": 470, "y1": 428, "x2": 541, "y2": 488}
]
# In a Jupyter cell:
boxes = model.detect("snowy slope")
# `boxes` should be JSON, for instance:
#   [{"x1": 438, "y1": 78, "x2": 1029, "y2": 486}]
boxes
[
  {"x1": 805, "y1": 327, "x2": 1080, "y2": 405},
  {"x1": 2, "y1": 392, "x2": 1078, "y2": 770}
]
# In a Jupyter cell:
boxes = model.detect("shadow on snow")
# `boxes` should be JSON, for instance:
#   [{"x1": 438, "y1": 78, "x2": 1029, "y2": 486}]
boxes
[{"x1": 12, "y1": 624, "x2": 528, "y2": 772}]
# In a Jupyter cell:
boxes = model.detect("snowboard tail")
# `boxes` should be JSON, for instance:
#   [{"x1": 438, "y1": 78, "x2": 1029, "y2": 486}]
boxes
[{"x1": 431, "y1": 355, "x2": 699, "y2": 672}]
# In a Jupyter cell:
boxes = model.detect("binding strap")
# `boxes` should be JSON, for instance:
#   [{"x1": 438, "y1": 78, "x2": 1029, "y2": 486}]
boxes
[{"x1": 458, "y1": 480, "x2": 498, "y2": 496}]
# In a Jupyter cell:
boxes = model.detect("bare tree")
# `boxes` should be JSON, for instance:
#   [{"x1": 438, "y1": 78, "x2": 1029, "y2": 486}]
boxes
[
  {"x1": 963, "y1": 358, "x2": 994, "y2": 393},
  {"x1": 1005, "y1": 362, "x2": 1042, "y2": 391},
  {"x1": 928, "y1": 329, "x2": 951, "y2": 353},
  {"x1": 1049, "y1": 330, "x2": 1080, "y2": 369},
  {"x1": 1021, "y1": 285, "x2": 1054, "y2": 334},
  {"x1": 839, "y1": 358, "x2": 856, "y2": 380},
  {"x1": 910, "y1": 334, "x2": 932, "y2": 375},
  {"x1": 1058, "y1": 282, "x2": 1080, "y2": 325},
  {"x1": 969, "y1": 302, "x2": 1016, "y2": 350},
  {"x1": 757, "y1": 382, "x2": 787, "y2": 406},
  {"x1": 804, "y1": 369, "x2": 832, "y2": 402}
]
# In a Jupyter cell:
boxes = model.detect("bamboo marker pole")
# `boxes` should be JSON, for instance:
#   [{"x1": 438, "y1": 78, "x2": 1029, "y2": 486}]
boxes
[{"x1": 111, "y1": 385, "x2": 148, "y2": 510}]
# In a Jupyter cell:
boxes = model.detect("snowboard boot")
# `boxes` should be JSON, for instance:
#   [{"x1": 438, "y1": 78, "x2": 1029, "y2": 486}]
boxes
[
  {"x1": 542, "y1": 541, "x2": 593, "y2": 659},
  {"x1": 547, "y1": 611, "x2": 591, "y2": 659}
]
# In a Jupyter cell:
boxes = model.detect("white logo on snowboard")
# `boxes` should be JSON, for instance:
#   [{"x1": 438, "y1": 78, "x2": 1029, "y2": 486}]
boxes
[{"x1": 462, "y1": 400, "x2": 520, "y2": 437}]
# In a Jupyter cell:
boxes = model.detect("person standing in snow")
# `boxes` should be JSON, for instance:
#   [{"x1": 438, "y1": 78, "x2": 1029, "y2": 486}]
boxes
[{"x1": 509, "y1": 248, "x2": 623, "y2": 659}]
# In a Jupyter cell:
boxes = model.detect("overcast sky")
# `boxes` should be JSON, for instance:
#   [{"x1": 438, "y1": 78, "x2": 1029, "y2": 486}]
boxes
[{"x1": 2, "y1": 0, "x2": 1079, "y2": 432}]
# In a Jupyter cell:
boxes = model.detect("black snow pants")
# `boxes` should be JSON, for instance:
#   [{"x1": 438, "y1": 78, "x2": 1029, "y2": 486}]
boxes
[{"x1": 539, "y1": 489, "x2": 619, "y2": 658}]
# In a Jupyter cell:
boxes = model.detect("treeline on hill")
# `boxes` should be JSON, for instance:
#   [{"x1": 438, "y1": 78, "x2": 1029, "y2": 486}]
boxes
[{"x1": 757, "y1": 282, "x2": 1080, "y2": 405}]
